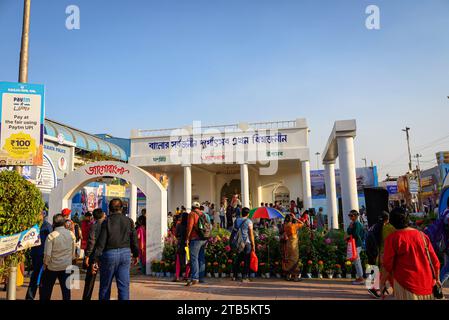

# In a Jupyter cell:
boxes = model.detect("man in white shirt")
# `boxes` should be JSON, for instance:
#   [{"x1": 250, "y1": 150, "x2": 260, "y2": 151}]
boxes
[{"x1": 40, "y1": 213, "x2": 76, "y2": 300}]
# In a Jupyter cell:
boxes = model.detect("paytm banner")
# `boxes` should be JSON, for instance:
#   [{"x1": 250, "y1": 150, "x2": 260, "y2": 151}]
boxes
[{"x1": 0, "y1": 82, "x2": 45, "y2": 166}]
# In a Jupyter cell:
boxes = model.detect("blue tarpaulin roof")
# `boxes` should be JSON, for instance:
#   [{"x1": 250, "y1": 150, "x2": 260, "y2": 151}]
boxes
[{"x1": 44, "y1": 119, "x2": 128, "y2": 161}]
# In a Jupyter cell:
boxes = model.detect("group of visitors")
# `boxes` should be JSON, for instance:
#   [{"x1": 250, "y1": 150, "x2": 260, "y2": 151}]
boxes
[
  {"x1": 26, "y1": 198, "x2": 139, "y2": 300},
  {"x1": 345, "y1": 202, "x2": 446, "y2": 300},
  {"x1": 25, "y1": 194, "x2": 449, "y2": 301}
]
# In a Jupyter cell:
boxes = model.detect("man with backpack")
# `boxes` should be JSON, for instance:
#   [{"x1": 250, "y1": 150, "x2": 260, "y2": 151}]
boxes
[
  {"x1": 230, "y1": 207, "x2": 255, "y2": 283},
  {"x1": 185, "y1": 201, "x2": 211, "y2": 287}
]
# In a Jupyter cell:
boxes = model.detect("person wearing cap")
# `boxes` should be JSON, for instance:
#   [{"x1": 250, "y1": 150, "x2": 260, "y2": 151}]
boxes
[
  {"x1": 185, "y1": 201, "x2": 210, "y2": 286},
  {"x1": 346, "y1": 210, "x2": 365, "y2": 285},
  {"x1": 61, "y1": 208, "x2": 82, "y2": 261}
]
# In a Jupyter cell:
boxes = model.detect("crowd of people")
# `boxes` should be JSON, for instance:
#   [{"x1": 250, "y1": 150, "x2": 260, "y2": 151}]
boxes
[{"x1": 22, "y1": 194, "x2": 449, "y2": 301}]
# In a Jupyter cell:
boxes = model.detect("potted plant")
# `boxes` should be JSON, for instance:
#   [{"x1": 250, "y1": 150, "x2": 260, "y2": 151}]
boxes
[
  {"x1": 325, "y1": 262, "x2": 334, "y2": 279},
  {"x1": 220, "y1": 264, "x2": 227, "y2": 278},
  {"x1": 344, "y1": 260, "x2": 353, "y2": 279},
  {"x1": 213, "y1": 261, "x2": 219, "y2": 278},
  {"x1": 206, "y1": 262, "x2": 212, "y2": 278},
  {"x1": 259, "y1": 262, "x2": 267, "y2": 278},
  {"x1": 159, "y1": 260, "x2": 166, "y2": 277},
  {"x1": 306, "y1": 260, "x2": 313, "y2": 278},
  {"x1": 297, "y1": 261, "x2": 303, "y2": 278},
  {"x1": 274, "y1": 261, "x2": 282, "y2": 278},
  {"x1": 226, "y1": 259, "x2": 233, "y2": 277},
  {"x1": 335, "y1": 264, "x2": 342, "y2": 278},
  {"x1": 317, "y1": 260, "x2": 324, "y2": 279},
  {"x1": 238, "y1": 261, "x2": 244, "y2": 278},
  {"x1": 165, "y1": 261, "x2": 172, "y2": 278},
  {"x1": 151, "y1": 260, "x2": 160, "y2": 277}
]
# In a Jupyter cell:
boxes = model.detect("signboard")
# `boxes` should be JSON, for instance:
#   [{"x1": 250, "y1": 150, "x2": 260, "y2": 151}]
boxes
[
  {"x1": 385, "y1": 181, "x2": 398, "y2": 195},
  {"x1": 409, "y1": 178, "x2": 419, "y2": 194},
  {"x1": 311, "y1": 167, "x2": 378, "y2": 199},
  {"x1": 0, "y1": 224, "x2": 41, "y2": 257},
  {"x1": 0, "y1": 82, "x2": 45, "y2": 166},
  {"x1": 106, "y1": 185, "x2": 126, "y2": 197},
  {"x1": 130, "y1": 127, "x2": 310, "y2": 166}
]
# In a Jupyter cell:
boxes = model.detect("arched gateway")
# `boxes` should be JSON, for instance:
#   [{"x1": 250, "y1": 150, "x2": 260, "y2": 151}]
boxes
[{"x1": 49, "y1": 161, "x2": 167, "y2": 274}]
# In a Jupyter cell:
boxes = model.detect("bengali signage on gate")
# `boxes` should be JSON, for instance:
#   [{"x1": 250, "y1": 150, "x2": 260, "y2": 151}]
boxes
[
  {"x1": 130, "y1": 126, "x2": 310, "y2": 166},
  {"x1": 0, "y1": 82, "x2": 45, "y2": 166}
]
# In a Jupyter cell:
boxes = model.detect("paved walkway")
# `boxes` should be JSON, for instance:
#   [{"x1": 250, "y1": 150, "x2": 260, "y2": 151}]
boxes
[{"x1": 5, "y1": 275, "x2": 447, "y2": 300}]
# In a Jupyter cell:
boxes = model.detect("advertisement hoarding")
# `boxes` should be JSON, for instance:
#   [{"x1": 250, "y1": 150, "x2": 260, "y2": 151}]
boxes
[{"x1": 0, "y1": 82, "x2": 45, "y2": 166}]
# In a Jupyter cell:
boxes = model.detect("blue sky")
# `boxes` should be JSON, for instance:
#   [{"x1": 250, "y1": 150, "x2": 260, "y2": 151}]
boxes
[{"x1": 1, "y1": 0, "x2": 448, "y2": 178}]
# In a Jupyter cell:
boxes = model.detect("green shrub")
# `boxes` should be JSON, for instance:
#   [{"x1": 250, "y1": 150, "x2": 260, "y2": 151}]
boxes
[{"x1": 0, "y1": 170, "x2": 44, "y2": 278}]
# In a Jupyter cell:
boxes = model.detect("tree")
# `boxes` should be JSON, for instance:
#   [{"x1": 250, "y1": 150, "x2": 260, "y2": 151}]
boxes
[{"x1": 0, "y1": 170, "x2": 44, "y2": 278}]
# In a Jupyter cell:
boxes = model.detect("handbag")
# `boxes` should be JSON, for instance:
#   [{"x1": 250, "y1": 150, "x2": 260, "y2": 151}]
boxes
[
  {"x1": 346, "y1": 235, "x2": 358, "y2": 261},
  {"x1": 250, "y1": 251, "x2": 258, "y2": 272},
  {"x1": 420, "y1": 231, "x2": 444, "y2": 299}
]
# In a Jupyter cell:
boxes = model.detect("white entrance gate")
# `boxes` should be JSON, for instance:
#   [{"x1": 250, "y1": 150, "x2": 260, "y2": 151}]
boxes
[{"x1": 49, "y1": 161, "x2": 167, "y2": 274}]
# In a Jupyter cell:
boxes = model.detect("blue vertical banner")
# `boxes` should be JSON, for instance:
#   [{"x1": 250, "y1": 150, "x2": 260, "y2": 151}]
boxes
[{"x1": 0, "y1": 82, "x2": 45, "y2": 166}]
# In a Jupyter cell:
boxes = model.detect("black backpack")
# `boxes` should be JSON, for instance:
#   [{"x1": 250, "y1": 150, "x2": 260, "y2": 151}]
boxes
[
  {"x1": 365, "y1": 222, "x2": 383, "y2": 265},
  {"x1": 230, "y1": 219, "x2": 247, "y2": 253}
]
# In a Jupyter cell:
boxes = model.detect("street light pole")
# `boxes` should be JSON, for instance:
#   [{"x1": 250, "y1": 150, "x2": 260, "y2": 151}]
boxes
[
  {"x1": 414, "y1": 153, "x2": 423, "y2": 212},
  {"x1": 315, "y1": 152, "x2": 320, "y2": 170},
  {"x1": 362, "y1": 158, "x2": 367, "y2": 168},
  {"x1": 402, "y1": 127, "x2": 412, "y2": 172},
  {"x1": 8, "y1": 0, "x2": 32, "y2": 301}
]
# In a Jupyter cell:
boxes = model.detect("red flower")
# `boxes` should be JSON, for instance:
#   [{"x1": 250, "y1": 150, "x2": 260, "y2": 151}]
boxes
[
  {"x1": 307, "y1": 260, "x2": 313, "y2": 265},
  {"x1": 225, "y1": 245, "x2": 231, "y2": 252}
]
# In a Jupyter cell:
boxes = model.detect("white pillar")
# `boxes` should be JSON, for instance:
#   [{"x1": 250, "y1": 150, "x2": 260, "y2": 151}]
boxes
[
  {"x1": 210, "y1": 173, "x2": 217, "y2": 206},
  {"x1": 324, "y1": 162, "x2": 339, "y2": 229},
  {"x1": 240, "y1": 163, "x2": 250, "y2": 208},
  {"x1": 183, "y1": 165, "x2": 192, "y2": 212},
  {"x1": 301, "y1": 160, "x2": 312, "y2": 210},
  {"x1": 337, "y1": 136, "x2": 359, "y2": 230},
  {"x1": 257, "y1": 185, "x2": 263, "y2": 207},
  {"x1": 129, "y1": 184, "x2": 137, "y2": 222}
]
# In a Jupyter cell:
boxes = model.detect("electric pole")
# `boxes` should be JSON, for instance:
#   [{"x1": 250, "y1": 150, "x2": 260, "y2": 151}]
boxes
[
  {"x1": 315, "y1": 152, "x2": 320, "y2": 170},
  {"x1": 402, "y1": 127, "x2": 412, "y2": 172},
  {"x1": 414, "y1": 153, "x2": 423, "y2": 212},
  {"x1": 8, "y1": 0, "x2": 31, "y2": 301}
]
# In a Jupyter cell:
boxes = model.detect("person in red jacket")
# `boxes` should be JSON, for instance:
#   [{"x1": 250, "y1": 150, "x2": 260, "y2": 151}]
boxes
[
  {"x1": 381, "y1": 206, "x2": 441, "y2": 300},
  {"x1": 81, "y1": 212, "x2": 93, "y2": 251}
]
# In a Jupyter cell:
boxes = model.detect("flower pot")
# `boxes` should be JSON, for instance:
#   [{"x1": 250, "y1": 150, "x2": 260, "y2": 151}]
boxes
[
  {"x1": 336, "y1": 274, "x2": 342, "y2": 279},
  {"x1": 230, "y1": 273, "x2": 234, "y2": 278},
  {"x1": 166, "y1": 272, "x2": 171, "y2": 278},
  {"x1": 214, "y1": 273, "x2": 219, "y2": 278},
  {"x1": 307, "y1": 273, "x2": 312, "y2": 279},
  {"x1": 250, "y1": 273, "x2": 256, "y2": 278},
  {"x1": 261, "y1": 273, "x2": 266, "y2": 279},
  {"x1": 221, "y1": 273, "x2": 226, "y2": 278},
  {"x1": 207, "y1": 272, "x2": 212, "y2": 278},
  {"x1": 238, "y1": 273, "x2": 242, "y2": 278},
  {"x1": 328, "y1": 274, "x2": 333, "y2": 279},
  {"x1": 318, "y1": 274, "x2": 323, "y2": 279},
  {"x1": 276, "y1": 273, "x2": 281, "y2": 279},
  {"x1": 265, "y1": 273, "x2": 270, "y2": 279},
  {"x1": 346, "y1": 274, "x2": 352, "y2": 279}
]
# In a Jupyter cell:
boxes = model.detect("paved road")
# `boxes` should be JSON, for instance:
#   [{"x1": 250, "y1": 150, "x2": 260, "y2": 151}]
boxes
[{"x1": 4, "y1": 275, "x2": 443, "y2": 300}]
